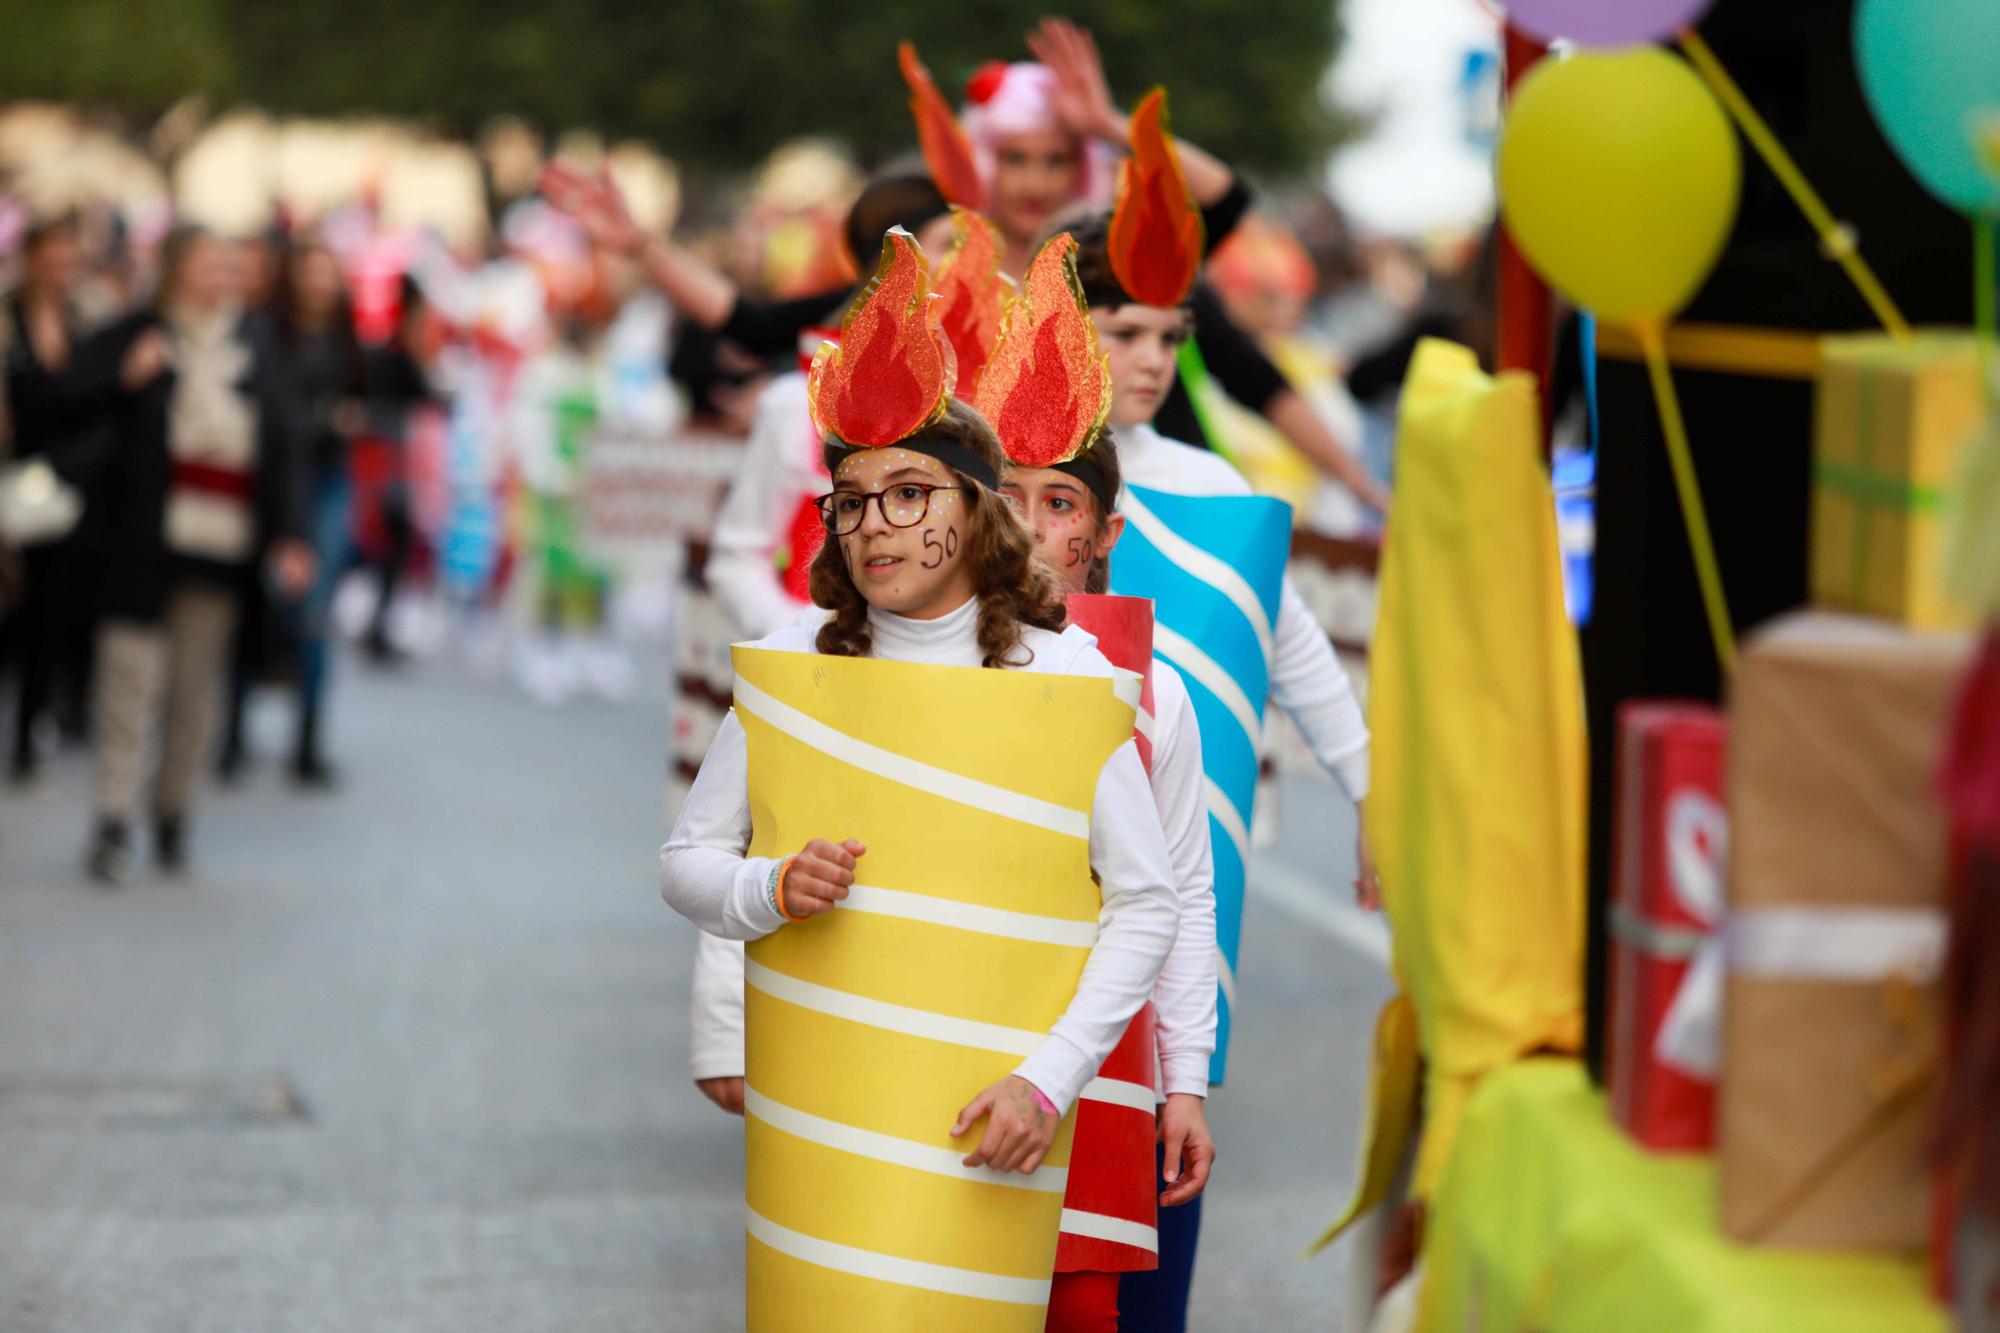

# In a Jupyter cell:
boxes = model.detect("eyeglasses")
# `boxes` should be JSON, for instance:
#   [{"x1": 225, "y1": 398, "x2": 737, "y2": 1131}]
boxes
[{"x1": 815, "y1": 484, "x2": 964, "y2": 536}]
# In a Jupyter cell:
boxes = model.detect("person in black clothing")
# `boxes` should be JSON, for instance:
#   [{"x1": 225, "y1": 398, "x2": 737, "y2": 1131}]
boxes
[
  {"x1": 87, "y1": 226, "x2": 311, "y2": 883},
  {"x1": 219, "y1": 235, "x2": 365, "y2": 788},
  {"x1": 353, "y1": 274, "x2": 436, "y2": 665},
  {"x1": 2, "y1": 212, "x2": 147, "y2": 781}
]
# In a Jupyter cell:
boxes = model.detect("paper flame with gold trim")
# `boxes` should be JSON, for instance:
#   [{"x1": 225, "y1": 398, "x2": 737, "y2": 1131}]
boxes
[
  {"x1": 973, "y1": 232, "x2": 1112, "y2": 469},
  {"x1": 807, "y1": 229, "x2": 956, "y2": 447},
  {"x1": 899, "y1": 41, "x2": 986, "y2": 210},
  {"x1": 1109, "y1": 89, "x2": 1204, "y2": 308},
  {"x1": 933, "y1": 209, "x2": 1013, "y2": 403}
]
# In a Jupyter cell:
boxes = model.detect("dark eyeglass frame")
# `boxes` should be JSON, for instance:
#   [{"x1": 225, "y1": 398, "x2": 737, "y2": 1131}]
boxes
[{"x1": 814, "y1": 484, "x2": 965, "y2": 536}]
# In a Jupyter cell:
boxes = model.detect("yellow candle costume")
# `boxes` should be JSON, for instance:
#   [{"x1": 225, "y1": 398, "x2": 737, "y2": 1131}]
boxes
[{"x1": 735, "y1": 646, "x2": 1137, "y2": 1329}]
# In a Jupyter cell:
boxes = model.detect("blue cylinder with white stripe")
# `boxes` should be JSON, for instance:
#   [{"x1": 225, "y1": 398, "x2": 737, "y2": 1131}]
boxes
[{"x1": 1111, "y1": 483, "x2": 1292, "y2": 1084}]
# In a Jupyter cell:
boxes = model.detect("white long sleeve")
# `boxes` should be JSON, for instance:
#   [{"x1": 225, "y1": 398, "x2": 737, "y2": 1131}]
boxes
[
  {"x1": 706, "y1": 373, "x2": 821, "y2": 640},
  {"x1": 689, "y1": 933, "x2": 747, "y2": 1081},
  {"x1": 1146, "y1": 663, "x2": 1220, "y2": 1098},
  {"x1": 658, "y1": 603, "x2": 1179, "y2": 1117},
  {"x1": 1270, "y1": 580, "x2": 1370, "y2": 802},
  {"x1": 1118, "y1": 421, "x2": 1370, "y2": 802},
  {"x1": 1014, "y1": 736, "x2": 1180, "y2": 1113},
  {"x1": 659, "y1": 710, "x2": 788, "y2": 941}
]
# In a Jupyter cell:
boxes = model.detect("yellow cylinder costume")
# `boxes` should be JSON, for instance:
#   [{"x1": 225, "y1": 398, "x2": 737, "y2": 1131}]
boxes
[{"x1": 732, "y1": 645, "x2": 1138, "y2": 1331}]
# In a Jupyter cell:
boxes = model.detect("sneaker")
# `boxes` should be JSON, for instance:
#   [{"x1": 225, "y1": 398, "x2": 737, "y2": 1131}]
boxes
[
  {"x1": 86, "y1": 821, "x2": 132, "y2": 886},
  {"x1": 154, "y1": 816, "x2": 187, "y2": 877}
]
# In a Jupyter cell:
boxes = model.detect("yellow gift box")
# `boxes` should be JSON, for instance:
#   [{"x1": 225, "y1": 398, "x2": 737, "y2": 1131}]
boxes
[{"x1": 1811, "y1": 333, "x2": 1983, "y2": 630}]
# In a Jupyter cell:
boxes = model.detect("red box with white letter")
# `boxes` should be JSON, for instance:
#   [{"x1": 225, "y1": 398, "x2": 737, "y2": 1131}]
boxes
[{"x1": 1607, "y1": 702, "x2": 1728, "y2": 1152}]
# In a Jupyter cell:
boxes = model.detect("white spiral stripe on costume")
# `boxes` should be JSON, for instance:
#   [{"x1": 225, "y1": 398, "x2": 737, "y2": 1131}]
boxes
[
  {"x1": 744, "y1": 1085, "x2": 1069, "y2": 1195},
  {"x1": 840, "y1": 883, "x2": 1099, "y2": 948},
  {"x1": 1154, "y1": 626, "x2": 1262, "y2": 752},
  {"x1": 1134, "y1": 703, "x2": 1158, "y2": 745},
  {"x1": 1203, "y1": 777, "x2": 1251, "y2": 868},
  {"x1": 1080, "y1": 1076, "x2": 1158, "y2": 1115},
  {"x1": 733, "y1": 676, "x2": 1089, "y2": 840},
  {"x1": 1058, "y1": 1208, "x2": 1161, "y2": 1254},
  {"x1": 1122, "y1": 491, "x2": 1275, "y2": 664},
  {"x1": 747, "y1": 1206, "x2": 1053, "y2": 1306},
  {"x1": 746, "y1": 957, "x2": 1042, "y2": 1056},
  {"x1": 1217, "y1": 950, "x2": 1239, "y2": 1010}
]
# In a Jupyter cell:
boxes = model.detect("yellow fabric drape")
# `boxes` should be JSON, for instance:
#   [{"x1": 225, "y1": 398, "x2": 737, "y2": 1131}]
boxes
[{"x1": 1355, "y1": 338, "x2": 1588, "y2": 1203}]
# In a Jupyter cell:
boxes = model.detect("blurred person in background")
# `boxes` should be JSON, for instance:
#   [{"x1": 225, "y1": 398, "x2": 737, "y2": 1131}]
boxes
[
  {"x1": 87, "y1": 225, "x2": 310, "y2": 883},
  {"x1": 351, "y1": 273, "x2": 437, "y2": 665},
  {"x1": 218, "y1": 233, "x2": 364, "y2": 787},
  {"x1": 2, "y1": 212, "x2": 129, "y2": 781}
]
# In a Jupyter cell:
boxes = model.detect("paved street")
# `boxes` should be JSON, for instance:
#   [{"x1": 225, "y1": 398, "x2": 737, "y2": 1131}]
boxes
[{"x1": 0, "y1": 646, "x2": 1391, "y2": 1331}]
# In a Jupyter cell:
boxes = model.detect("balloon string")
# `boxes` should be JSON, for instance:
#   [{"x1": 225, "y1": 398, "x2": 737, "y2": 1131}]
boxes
[
  {"x1": 1676, "y1": 27, "x2": 1912, "y2": 342},
  {"x1": 1978, "y1": 212, "x2": 1997, "y2": 415},
  {"x1": 1639, "y1": 324, "x2": 1739, "y2": 676}
]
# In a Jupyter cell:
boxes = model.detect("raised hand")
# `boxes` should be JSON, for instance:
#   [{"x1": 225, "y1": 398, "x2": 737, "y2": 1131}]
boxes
[
  {"x1": 1027, "y1": 18, "x2": 1126, "y2": 145},
  {"x1": 538, "y1": 161, "x2": 645, "y2": 256}
]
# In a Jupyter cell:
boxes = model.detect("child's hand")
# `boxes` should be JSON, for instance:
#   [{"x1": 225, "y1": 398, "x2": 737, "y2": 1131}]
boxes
[
  {"x1": 782, "y1": 838, "x2": 865, "y2": 918},
  {"x1": 952, "y1": 1075, "x2": 1058, "y2": 1174},
  {"x1": 695, "y1": 1076, "x2": 744, "y2": 1116},
  {"x1": 1160, "y1": 1092, "x2": 1215, "y2": 1206},
  {"x1": 1354, "y1": 812, "x2": 1381, "y2": 912}
]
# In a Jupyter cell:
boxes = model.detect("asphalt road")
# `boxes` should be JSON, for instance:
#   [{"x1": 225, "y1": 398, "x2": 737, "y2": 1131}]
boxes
[{"x1": 0, "y1": 644, "x2": 1390, "y2": 1331}]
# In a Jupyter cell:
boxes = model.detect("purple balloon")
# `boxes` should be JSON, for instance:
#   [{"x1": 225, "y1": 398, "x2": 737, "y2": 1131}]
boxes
[{"x1": 1505, "y1": 0, "x2": 1716, "y2": 47}]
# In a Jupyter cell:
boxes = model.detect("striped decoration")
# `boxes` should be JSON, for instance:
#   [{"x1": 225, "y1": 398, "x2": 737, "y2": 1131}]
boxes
[
  {"x1": 733, "y1": 646, "x2": 1137, "y2": 1331},
  {"x1": 1109, "y1": 484, "x2": 1292, "y2": 1084}
]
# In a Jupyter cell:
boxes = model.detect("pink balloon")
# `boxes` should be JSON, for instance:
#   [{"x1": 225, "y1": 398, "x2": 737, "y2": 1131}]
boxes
[{"x1": 1504, "y1": 0, "x2": 1716, "y2": 47}]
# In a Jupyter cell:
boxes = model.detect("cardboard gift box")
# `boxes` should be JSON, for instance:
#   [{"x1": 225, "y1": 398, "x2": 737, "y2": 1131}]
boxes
[
  {"x1": 1608, "y1": 702, "x2": 1728, "y2": 1152},
  {"x1": 1721, "y1": 612, "x2": 1972, "y2": 1250},
  {"x1": 1812, "y1": 333, "x2": 1982, "y2": 631}
]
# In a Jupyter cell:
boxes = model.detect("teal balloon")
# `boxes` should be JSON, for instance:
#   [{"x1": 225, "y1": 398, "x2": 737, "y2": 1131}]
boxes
[{"x1": 1855, "y1": 0, "x2": 2000, "y2": 214}]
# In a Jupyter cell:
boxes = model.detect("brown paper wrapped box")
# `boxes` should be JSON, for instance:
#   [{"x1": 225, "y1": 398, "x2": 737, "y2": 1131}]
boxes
[{"x1": 1721, "y1": 612, "x2": 1970, "y2": 1250}]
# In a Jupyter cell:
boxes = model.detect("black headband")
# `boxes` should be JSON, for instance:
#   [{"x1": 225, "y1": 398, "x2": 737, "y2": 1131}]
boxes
[
  {"x1": 826, "y1": 436, "x2": 1000, "y2": 493},
  {"x1": 1050, "y1": 453, "x2": 1119, "y2": 516}
]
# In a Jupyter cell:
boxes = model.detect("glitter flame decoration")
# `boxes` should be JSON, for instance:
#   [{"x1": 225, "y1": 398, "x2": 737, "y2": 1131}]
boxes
[
  {"x1": 1109, "y1": 89, "x2": 1204, "y2": 308},
  {"x1": 974, "y1": 232, "x2": 1112, "y2": 468},
  {"x1": 807, "y1": 228, "x2": 956, "y2": 448},
  {"x1": 899, "y1": 41, "x2": 986, "y2": 210},
  {"x1": 932, "y1": 209, "x2": 1013, "y2": 403}
]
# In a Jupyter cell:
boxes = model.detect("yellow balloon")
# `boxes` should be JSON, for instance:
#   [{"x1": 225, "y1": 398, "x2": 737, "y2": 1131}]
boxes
[{"x1": 1498, "y1": 48, "x2": 1741, "y2": 327}]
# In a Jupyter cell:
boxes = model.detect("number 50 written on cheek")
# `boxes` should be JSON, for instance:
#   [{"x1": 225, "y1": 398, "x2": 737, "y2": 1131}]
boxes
[{"x1": 921, "y1": 527, "x2": 960, "y2": 569}]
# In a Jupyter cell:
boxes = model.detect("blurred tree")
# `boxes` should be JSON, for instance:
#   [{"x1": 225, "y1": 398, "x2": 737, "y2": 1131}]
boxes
[{"x1": 7, "y1": 0, "x2": 1344, "y2": 178}]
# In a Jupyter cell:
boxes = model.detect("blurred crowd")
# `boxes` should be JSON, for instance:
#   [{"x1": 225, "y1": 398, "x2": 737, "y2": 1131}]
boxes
[{"x1": 0, "y1": 109, "x2": 1494, "y2": 887}]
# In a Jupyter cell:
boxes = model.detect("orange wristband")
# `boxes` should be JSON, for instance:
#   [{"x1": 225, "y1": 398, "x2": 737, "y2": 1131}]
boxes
[{"x1": 774, "y1": 856, "x2": 809, "y2": 923}]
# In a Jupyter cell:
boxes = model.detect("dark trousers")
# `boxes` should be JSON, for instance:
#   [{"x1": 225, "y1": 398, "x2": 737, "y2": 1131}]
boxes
[{"x1": 1117, "y1": 1143, "x2": 1203, "y2": 1331}]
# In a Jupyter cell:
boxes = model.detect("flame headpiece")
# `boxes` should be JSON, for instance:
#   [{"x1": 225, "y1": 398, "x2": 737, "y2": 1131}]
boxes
[
  {"x1": 806, "y1": 227, "x2": 999, "y2": 489},
  {"x1": 974, "y1": 231, "x2": 1117, "y2": 510},
  {"x1": 931, "y1": 208, "x2": 1013, "y2": 403},
  {"x1": 1107, "y1": 89, "x2": 1204, "y2": 308}
]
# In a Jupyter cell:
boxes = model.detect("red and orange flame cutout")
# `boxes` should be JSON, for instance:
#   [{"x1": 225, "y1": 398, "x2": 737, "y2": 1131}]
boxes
[
  {"x1": 932, "y1": 209, "x2": 1013, "y2": 403},
  {"x1": 807, "y1": 229, "x2": 956, "y2": 448},
  {"x1": 973, "y1": 232, "x2": 1112, "y2": 469},
  {"x1": 899, "y1": 42, "x2": 985, "y2": 210},
  {"x1": 1108, "y1": 89, "x2": 1204, "y2": 308}
]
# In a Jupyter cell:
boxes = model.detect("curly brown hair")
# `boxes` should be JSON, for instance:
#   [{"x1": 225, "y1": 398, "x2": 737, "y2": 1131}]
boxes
[{"x1": 811, "y1": 400, "x2": 1069, "y2": 668}]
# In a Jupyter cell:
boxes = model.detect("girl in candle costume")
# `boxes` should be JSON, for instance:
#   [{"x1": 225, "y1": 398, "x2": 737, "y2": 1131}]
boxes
[
  {"x1": 1061, "y1": 92, "x2": 1376, "y2": 1331},
  {"x1": 660, "y1": 229, "x2": 1179, "y2": 1325},
  {"x1": 683, "y1": 232, "x2": 1223, "y2": 1331},
  {"x1": 981, "y1": 234, "x2": 1220, "y2": 1331}
]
